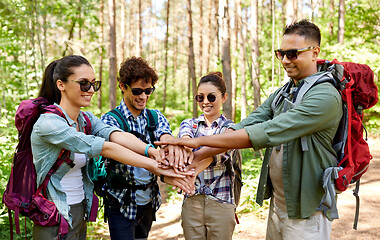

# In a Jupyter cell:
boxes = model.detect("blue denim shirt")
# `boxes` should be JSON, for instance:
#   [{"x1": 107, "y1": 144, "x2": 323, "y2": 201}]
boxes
[{"x1": 31, "y1": 104, "x2": 120, "y2": 226}]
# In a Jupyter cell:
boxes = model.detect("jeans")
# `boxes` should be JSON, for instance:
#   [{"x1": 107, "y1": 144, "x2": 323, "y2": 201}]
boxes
[{"x1": 107, "y1": 196, "x2": 155, "y2": 240}]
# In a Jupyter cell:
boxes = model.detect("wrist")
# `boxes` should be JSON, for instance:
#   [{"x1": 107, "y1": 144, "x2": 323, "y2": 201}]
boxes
[{"x1": 145, "y1": 144, "x2": 155, "y2": 157}]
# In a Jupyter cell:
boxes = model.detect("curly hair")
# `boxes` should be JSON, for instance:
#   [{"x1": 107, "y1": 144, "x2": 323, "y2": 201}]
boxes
[
  {"x1": 198, "y1": 71, "x2": 226, "y2": 95},
  {"x1": 283, "y1": 19, "x2": 321, "y2": 46},
  {"x1": 118, "y1": 57, "x2": 158, "y2": 91}
]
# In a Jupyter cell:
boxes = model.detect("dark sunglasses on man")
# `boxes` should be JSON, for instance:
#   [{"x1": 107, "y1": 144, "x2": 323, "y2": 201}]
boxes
[
  {"x1": 72, "y1": 80, "x2": 102, "y2": 92},
  {"x1": 274, "y1": 46, "x2": 315, "y2": 61},
  {"x1": 194, "y1": 93, "x2": 222, "y2": 103},
  {"x1": 125, "y1": 84, "x2": 156, "y2": 96}
]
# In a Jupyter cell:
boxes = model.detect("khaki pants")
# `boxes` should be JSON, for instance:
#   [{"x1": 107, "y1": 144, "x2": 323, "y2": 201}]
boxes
[
  {"x1": 266, "y1": 200, "x2": 332, "y2": 240},
  {"x1": 181, "y1": 195, "x2": 236, "y2": 240}
]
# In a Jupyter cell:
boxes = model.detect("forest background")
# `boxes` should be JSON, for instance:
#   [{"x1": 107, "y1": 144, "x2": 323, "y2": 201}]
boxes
[{"x1": 0, "y1": 0, "x2": 379, "y2": 238}]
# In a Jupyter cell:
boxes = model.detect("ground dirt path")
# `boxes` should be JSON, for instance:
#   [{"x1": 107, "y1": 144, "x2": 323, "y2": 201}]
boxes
[{"x1": 149, "y1": 137, "x2": 380, "y2": 239}]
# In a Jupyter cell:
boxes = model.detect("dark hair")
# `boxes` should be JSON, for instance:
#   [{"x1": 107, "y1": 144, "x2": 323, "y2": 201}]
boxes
[
  {"x1": 198, "y1": 71, "x2": 226, "y2": 95},
  {"x1": 118, "y1": 56, "x2": 158, "y2": 92},
  {"x1": 38, "y1": 55, "x2": 92, "y2": 104},
  {"x1": 283, "y1": 19, "x2": 321, "y2": 46}
]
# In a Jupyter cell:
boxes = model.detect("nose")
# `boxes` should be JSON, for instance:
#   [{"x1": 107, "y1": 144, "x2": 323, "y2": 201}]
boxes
[
  {"x1": 282, "y1": 55, "x2": 292, "y2": 64},
  {"x1": 139, "y1": 92, "x2": 148, "y2": 99},
  {"x1": 88, "y1": 85, "x2": 95, "y2": 93}
]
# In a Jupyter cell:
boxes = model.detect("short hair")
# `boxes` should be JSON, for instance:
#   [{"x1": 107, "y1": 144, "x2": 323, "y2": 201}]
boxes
[
  {"x1": 118, "y1": 57, "x2": 158, "y2": 90},
  {"x1": 198, "y1": 71, "x2": 226, "y2": 95},
  {"x1": 283, "y1": 19, "x2": 321, "y2": 46}
]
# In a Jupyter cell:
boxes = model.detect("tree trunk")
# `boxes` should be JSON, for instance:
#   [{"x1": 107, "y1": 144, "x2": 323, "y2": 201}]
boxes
[
  {"x1": 214, "y1": 0, "x2": 220, "y2": 60},
  {"x1": 121, "y1": 0, "x2": 126, "y2": 61},
  {"x1": 285, "y1": 0, "x2": 295, "y2": 25},
  {"x1": 129, "y1": 0, "x2": 135, "y2": 57},
  {"x1": 187, "y1": 0, "x2": 198, "y2": 118},
  {"x1": 199, "y1": 0, "x2": 203, "y2": 77},
  {"x1": 205, "y1": 0, "x2": 213, "y2": 73},
  {"x1": 98, "y1": 0, "x2": 104, "y2": 111},
  {"x1": 237, "y1": 0, "x2": 247, "y2": 120},
  {"x1": 221, "y1": 0, "x2": 232, "y2": 120},
  {"x1": 163, "y1": 0, "x2": 170, "y2": 113},
  {"x1": 137, "y1": 0, "x2": 142, "y2": 57},
  {"x1": 251, "y1": 0, "x2": 261, "y2": 110},
  {"x1": 173, "y1": 0, "x2": 178, "y2": 86},
  {"x1": 338, "y1": 0, "x2": 345, "y2": 44},
  {"x1": 108, "y1": 0, "x2": 117, "y2": 109},
  {"x1": 329, "y1": 0, "x2": 334, "y2": 36}
]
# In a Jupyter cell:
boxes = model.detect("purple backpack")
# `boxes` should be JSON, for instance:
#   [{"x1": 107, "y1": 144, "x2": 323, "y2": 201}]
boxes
[{"x1": 2, "y1": 97, "x2": 95, "y2": 239}]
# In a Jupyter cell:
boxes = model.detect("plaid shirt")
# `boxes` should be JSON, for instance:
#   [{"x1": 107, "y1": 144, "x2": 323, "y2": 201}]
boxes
[
  {"x1": 178, "y1": 114, "x2": 235, "y2": 204},
  {"x1": 101, "y1": 100, "x2": 172, "y2": 219}
]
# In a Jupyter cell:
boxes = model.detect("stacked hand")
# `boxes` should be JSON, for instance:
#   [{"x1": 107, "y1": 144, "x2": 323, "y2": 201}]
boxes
[{"x1": 151, "y1": 142, "x2": 199, "y2": 195}]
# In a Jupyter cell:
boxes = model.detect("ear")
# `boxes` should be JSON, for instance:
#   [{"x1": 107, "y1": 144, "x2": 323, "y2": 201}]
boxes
[
  {"x1": 56, "y1": 79, "x2": 65, "y2": 91},
  {"x1": 312, "y1": 46, "x2": 320, "y2": 61},
  {"x1": 119, "y1": 82, "x2": 127, "y2": 92},
  {"x1": 222, "y1": 93, "x2": 228, "y2": 103}
]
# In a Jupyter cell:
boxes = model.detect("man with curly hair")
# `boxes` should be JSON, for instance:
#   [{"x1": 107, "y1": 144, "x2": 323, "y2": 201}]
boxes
[{"x1": 101, "y1": 56, "x2": 192, "y2": 240}]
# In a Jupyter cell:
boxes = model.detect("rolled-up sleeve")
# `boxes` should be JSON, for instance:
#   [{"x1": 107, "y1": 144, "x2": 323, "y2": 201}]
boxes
[
  {"x1": 154, "y1": 110, "x2": 172, "y2": 139},
  {"x1": 242, "y1": 83, "x2": 342, "y2": 151},
  {"x1": 178, "y1": 118, "x2": 195, "y2": 138},
  {"x1": 85, "y1": 111, "x2": 121, "y2": 142}
]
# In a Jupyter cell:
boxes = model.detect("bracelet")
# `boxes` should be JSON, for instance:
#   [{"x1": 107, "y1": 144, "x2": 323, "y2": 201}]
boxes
[
  {"x1": 160, "y1": 174, "x2": 165, "y2": 183},
  {"x1": 145, "y1": 144, "x2": 155, "y2": 157}
]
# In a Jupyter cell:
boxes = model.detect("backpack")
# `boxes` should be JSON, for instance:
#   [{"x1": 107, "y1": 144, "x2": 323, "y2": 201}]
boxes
[
  {"x1": 2, "y1": 97, "x2": 95, "y2": 239},
  {"x1": 193, "y1": 120, "x2": 243, "y2": 207},
  {"x1": 89, "y1": 108, "x2": 159, "y2": 200},
  {"x1": 272, "y1": 59, "x2": 378, "y2": 229}
]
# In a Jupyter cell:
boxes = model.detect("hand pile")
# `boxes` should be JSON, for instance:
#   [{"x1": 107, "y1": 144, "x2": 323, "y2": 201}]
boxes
[{"x1": 150, "y1": 139, "x2": 199, "y2": 196}]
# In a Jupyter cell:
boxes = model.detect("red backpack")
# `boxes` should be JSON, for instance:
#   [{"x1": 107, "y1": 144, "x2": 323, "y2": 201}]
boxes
[
  {"x1": 316, "y1": 59, "x2": 377, "y2": 229},
  {"x1": 2, "y1": 97, "x2": 96, "y2": 239},
  {"x1": 316, "y1": 59, "x2": 377, "y2": 192}
]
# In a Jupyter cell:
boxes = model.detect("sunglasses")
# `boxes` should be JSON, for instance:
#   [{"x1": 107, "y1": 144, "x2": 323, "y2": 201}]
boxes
[
  {"x1": 126, "y1": 84, "x2": 155, "y2": 96},
  {"x1": 194, "y1": 93, "x2": 222, "y2": 103},
  {"x1": 274, "y1": 46, "x2": 315, "y2": 61},
  {"x1": 72, "y1": 80, "x2": 102, "y2": 92}
]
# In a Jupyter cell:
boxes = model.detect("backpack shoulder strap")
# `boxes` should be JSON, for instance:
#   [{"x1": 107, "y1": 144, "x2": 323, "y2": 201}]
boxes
[
  {"x1": 82, "y1": 112, "x2": 92, "y2": 135},
  {"x1": 106, "y1": 108, "x2": 130, "y2": 132},
  {"x1": 293, "y1": 72, "x2": 335, "y2": 107},
  {"x1": 146, "y1": 109, "x2": 159, "y2": 146}
]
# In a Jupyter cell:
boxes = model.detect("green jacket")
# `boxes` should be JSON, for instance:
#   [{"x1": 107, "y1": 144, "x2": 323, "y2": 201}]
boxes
[{"x1": 232, "y1": 73, "x2": 342, "y2": 219}]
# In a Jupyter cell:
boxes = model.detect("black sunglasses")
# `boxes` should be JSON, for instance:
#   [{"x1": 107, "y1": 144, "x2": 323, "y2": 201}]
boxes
[
  {"x1": 194, "y1": 93, "x2": 222, "y2": 103},
  {"x1": 72, "y1": 80, "x2": 102, "y2": 92},
  {"x1": 126, "y1": 84, "x2": 155, "y2": 96},
  {"x1": 274, "y1": 46, "x2": 315, "y2": 61}
]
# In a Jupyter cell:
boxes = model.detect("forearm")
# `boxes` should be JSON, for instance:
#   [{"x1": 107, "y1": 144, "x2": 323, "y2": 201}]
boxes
[
  {"x1": 100, "y1": 141, "x2": 156, "y2": 172},
  {"x1": 196, "y1": 129, "x2": 252, "y2": 149},
  {"x1": 109, "y1": 131, "x2": 155, "y2": 156}
]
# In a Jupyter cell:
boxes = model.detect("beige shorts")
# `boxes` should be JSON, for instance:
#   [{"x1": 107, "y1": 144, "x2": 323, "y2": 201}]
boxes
[{"x1": 266, "y1": 199, "x2": 332, "y2": 240}]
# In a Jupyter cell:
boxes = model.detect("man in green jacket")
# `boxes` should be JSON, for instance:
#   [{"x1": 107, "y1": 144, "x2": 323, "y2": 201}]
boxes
[{"x1": 158, "y1": 19, "x2": 342, "y2": 239}]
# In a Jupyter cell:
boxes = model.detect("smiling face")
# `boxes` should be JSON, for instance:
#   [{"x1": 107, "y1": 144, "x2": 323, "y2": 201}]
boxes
[
  {"x1": 280, "y1": 34, "x2": 320, "y2": 84},
  {"x1": 57, "y1": 64, "x2": 96, "y2": 109},
  {"x1": 121, "y1": 78, "x2": 153, "y2": 117},
  {"x1": 197, "y1": 82, "x2": 227, "y2": 123}
]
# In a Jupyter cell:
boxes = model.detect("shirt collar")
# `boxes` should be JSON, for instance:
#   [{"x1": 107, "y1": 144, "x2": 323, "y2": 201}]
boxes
[
  {"x1": 53, "y1": 103, "x2": 87, "y2": 129},
  {"x1": 120, "y1": 99, "x2": 148, "y2": 120},
  {"x1": 197, "y1": 114, "x2": 227, "y2": 128}
]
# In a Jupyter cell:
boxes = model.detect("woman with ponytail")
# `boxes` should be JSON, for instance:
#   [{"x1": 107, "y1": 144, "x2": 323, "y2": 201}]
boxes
[
  {"x1": 31, "y1": 55, "x2": 193, "y2": 239},
  {"x1": 164, "y1": 72, "x2": 237, "y2": 240}
]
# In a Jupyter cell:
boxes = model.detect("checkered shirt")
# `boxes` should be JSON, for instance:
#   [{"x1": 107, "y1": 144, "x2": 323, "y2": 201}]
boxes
[
  {"x1": 101, "y1": 100, "x2": 172, "y2": 219},
  {"x1": 178, "y1": 114, "x2": 235, "y2": 204}
]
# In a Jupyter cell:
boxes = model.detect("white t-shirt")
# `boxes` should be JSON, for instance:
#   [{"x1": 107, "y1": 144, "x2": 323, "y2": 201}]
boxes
[{"x1": 61, "y1": 153, "x2": 86, "y2": 205}]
